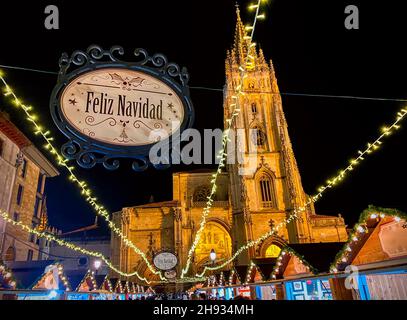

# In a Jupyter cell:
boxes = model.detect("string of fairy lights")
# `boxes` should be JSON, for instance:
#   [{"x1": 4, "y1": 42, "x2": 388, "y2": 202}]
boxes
[
  {"x1": 0, "y1": 72, "x2": 164, "y2": 281},
  {"x1": 0, "y1": 210, "x2": 154, "y2": 283},
  {"x1": 195, "y1": 103, "x2": 407, "y2": 277},
  {"x1": 181, "y1": 0, "x2": 267, "y2": 278}
]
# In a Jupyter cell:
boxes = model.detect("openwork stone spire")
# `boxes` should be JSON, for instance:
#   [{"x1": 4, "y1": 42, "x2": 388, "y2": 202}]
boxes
[
  {"x1": 37, "y1": 196, "x2": 48, "y2": 232},
  {"x1": 233, "y1": 6, "x2": 249, "y2": 65}
]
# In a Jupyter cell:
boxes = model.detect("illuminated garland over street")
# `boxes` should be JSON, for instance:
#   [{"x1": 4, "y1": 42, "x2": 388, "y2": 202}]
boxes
[
  {"x1": 0, "y1": 210, "x2": 152, "y2": 283},
  {"x1": 181, "y1": 0, "x2": 267, "y2": 278},
  {"x1": 0, "y1": 71, "x2": 163, "y2": 281},
  {"x1": 196, "y1": 105, "x2": 407, "y2": 277}
]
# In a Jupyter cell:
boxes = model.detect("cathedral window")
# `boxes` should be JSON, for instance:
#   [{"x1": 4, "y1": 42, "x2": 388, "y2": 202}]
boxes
[
  {"x1": 193, "y1": 185, "x2": 212, "y2": 202},
  {"x1": 251, "y1": 103, "x2": 257, "y2": 114},
  {"x1": 251, "y1": 126, "x2": 267, "y2": 147},
  {"x1": 265, "y1": 244, "x2": 281, "y2": 258},
  {"x1": 259, "y1": 174, "x2": 276, "y2": 208}
]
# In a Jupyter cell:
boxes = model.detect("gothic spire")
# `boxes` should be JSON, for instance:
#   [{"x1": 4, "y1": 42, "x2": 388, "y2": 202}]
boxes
[
  {"x1": 258, "y1": 48, "x2": 267, "y2": 66},
  {"x1": 233, "y1": 5, "x2": 248, "y2": 64},
  {"x1": 37, "y1": 196, "x2": 48, "y2": 232},
  {"x1": 269, "y1": 59, "x2": 279, "y2": 92}
]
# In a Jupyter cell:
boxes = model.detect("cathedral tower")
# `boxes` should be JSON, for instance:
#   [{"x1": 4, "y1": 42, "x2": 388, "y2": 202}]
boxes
[{"x1": 225, "y1": 8, "x2": 314, "y2": 265}]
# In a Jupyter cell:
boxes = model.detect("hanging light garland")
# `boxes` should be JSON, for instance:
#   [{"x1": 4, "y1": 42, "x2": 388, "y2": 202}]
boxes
[
  {"x1": 0, "y1": 210, "x2": 153, "y2": 283},
  {"x1": 0, "y1": 72, "x2": 164, "y2": 281},
  {"x1": 270, "y1": 247, "x2": 315, "y2": 280},
  {"x1": 56, "y1": 263, "x2": 71, "y2": 291},
  {"x1": 181, "y1": 0, "x2": 267, "y2": 278},
  {"x1": 101, "y1": 275, "x2": 113, "y2": 292},
  {"x1": 196, "y1": 105, "x2": 407, "y2": 278}
]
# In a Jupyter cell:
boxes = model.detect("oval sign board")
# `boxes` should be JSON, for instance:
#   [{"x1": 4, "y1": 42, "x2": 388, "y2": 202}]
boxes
[
  {"x1": 153, "y1": 252, "x2": 178, "y2": 271},
  {"x1": 60, "y1": 68, "x2": 184, "y2": 147}
]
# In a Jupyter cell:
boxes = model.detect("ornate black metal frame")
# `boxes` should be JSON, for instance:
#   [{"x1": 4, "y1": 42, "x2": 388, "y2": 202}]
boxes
[{"x1": 50, "y1": 45, "x2": 194, "y2": 172}]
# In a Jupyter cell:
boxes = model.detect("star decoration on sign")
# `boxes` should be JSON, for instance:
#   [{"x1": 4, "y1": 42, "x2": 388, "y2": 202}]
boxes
[
  {"x1": 167, "y1": 102, "x2": 174, "y2": 109},
  {"x1": 69, "y1": 98, "x2": 78, "y2": 106}
]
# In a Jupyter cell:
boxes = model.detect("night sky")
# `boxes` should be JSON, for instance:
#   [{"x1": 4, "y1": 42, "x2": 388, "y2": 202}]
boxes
[{"x1": 0, "y1": 0, "x2": 405, "y2": 235}]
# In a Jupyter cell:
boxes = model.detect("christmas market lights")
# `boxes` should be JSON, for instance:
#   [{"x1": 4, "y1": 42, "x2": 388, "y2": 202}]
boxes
[
  {"x1": 0, "y1": 210, "x2": 153, "y2": 283},
  {"x1": 56, "y1": 263, "x2": 71, "y2": 291},
  {"x1": 0, "y1": 262, "x2": 16, "y2": 290},
  {"x1": 196, "y1": 106, "x2": 407, "y2": 277},
  {"x1": 0, "y1": 72, "x2": 164, "y2": 281},
  {"x1": 181, "y1": 0, "x2": 267, "y2": 278},
  {"x1": 270, "y1": 248, "x2": 316, "y2": 280}
]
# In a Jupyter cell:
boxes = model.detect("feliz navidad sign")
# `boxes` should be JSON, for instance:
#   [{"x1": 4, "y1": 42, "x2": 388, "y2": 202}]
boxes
[{"x1": 50, "y1": 45, "x2": 194, "y2": 171}]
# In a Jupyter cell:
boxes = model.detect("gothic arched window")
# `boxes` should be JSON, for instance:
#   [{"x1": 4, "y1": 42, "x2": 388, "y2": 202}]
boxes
[
  {"x1": 251, "y1": 103, "x2": 257, "y2": 114},
  {"x1": 251, "y1": 126, "x2": 267, "y2": 148},
  {"x1": 193, "y1": 185, "x2": 212, "y2": 202},
  {"x1": 259, "y1": 174, "x2": 276, "y2": 208},
  {"x1": 265, "y1": 244, "x2": 281, "y2": 258}
]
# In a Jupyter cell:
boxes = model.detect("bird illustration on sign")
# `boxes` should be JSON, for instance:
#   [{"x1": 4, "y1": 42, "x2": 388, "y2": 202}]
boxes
[{"x1": 110, "y1": 73, "x2": 145, "y2": 90}]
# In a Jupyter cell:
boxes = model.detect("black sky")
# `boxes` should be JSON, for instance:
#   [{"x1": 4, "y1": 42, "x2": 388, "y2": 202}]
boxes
[{"x1": 0, "y1": 0, "x2": 406, "y2": 234}]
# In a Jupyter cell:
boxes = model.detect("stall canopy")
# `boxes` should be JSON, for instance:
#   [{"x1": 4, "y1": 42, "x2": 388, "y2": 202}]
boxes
[
  {"x1": 227, "y1": 268, "x2": 241, "y2": 286},
  {"x1": 75, "y1": 270, "x2": 99, "y2": 292},
  {"x1": 6, "y1": 260, "x2": 70, "y2": 291},
  {"x1": 100, "y1": 275, "x2": 113, "y2": 292},
  {"x1": 245, "y1": 261, "x2": 267, "y2": 284},
  {"x1": 271, "y1": 243, "x2": 343, "y2": 280},
  {"x1": 330, "y1": 206, "x2": 407, "y2": 273}
]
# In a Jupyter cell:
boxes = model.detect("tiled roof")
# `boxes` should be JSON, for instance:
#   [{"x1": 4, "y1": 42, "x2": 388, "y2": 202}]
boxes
[{"x1": 0, "y1": 112, "x2": 31, "y2": 149}]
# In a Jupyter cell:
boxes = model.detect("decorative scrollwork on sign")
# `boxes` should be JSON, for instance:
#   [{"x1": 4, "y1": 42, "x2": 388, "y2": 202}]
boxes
[
  {"x1": 51, "y1": 45, "x2": 194, "y2": 172},
  {"x1": 133, "y1": 120, "x2": 163, "y2": 131},
  {"x1": 58, "y1": 45, "x2": 189, "y2": 87},
  {"x1": 85, "y1": 116, "x2": 117, "y2": 127},
  {"x1": 61, "y1": 140, "x2": 120, "y2": 171}
]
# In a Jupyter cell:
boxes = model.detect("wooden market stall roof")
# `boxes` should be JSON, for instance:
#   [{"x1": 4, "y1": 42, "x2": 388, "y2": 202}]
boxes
[
  {"x1": 5, "y1": 260, "x2": 69, "y2": 290},
  {"x1": 330, "y1": 206, "x2": 407, "y2": 272}
]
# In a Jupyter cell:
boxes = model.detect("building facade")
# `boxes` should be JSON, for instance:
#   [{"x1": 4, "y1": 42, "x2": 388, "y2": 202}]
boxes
[
  {"x1": 0, "y1": 112, "x2": 59, "y2": 262},
  {"x1": 111, "y1": 9, "x2": 348, "y2": 281}
]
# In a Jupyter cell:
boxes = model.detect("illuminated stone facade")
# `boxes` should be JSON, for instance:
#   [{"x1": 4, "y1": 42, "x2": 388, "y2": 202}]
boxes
[
  {"x1": 111, "y1": 9, "x2": 348, "y2": 280},
  {"x1": 0, "y1": 112, "x2": 59, "y2": 262}
]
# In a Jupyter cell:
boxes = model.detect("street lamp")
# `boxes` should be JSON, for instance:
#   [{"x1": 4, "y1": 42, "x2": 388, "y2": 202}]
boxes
[
  {"x1": 94, "y1": 260, "x2": 102, "y2": 274},
  {"x1": 209, "y1": 249, "x2": 216, "y2": 265}
]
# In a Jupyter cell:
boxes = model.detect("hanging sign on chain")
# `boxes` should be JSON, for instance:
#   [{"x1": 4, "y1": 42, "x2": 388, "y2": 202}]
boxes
[{"x1": 50, "y1": 45, "x2": 194, "y2": 171}]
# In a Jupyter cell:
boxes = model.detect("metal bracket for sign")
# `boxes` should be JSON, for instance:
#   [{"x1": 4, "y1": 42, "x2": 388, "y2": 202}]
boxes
[{"x1": 50, "y1": 45, "x2": 194, "y2": 172}]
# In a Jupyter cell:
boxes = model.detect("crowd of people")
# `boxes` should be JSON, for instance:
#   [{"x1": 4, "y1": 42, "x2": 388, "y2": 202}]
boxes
[{"x1": 128, "y1": 291, "x2": 250, "y2": 300}]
